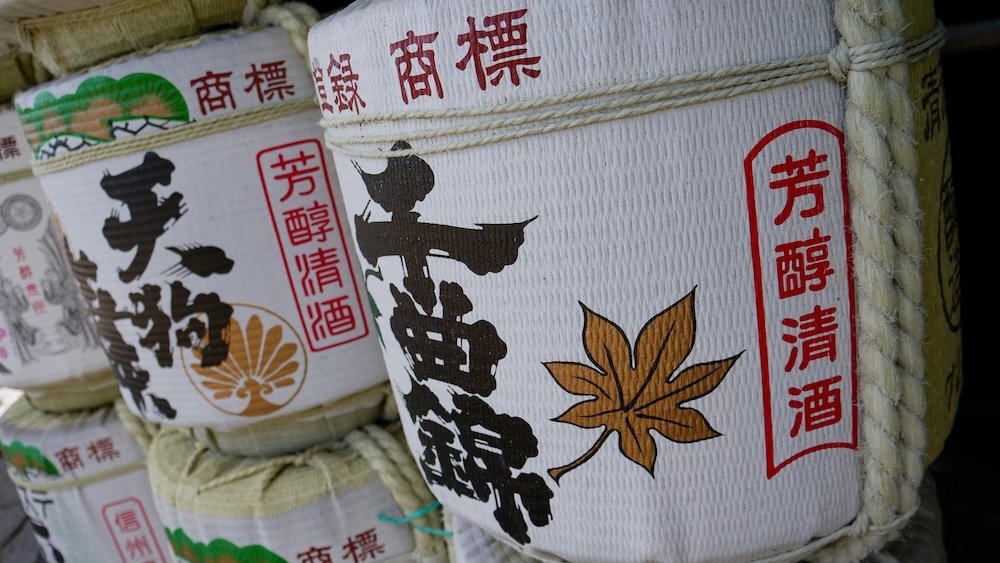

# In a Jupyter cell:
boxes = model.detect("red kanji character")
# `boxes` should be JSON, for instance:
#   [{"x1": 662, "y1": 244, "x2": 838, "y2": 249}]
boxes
[
  {"x1": 307, "y1": 296, "x2": 356, "y2": 341},
  {"x1": 18, "y1": 265, "x2": 31, "y2": 280},
  {"x1": 781, "y1": 305, "x2": 838, "y2": 372},
  {"x1": 298, "y1": 546, "x2": 334, "y2": 563},
  {"x1": 456, "y1": 9, "x2": 541, "y2": 90},
  {"x1": 12, "y1": 246, "x2": 25, "y2": 262},
  {"x1": 312, "y1": 58, "x2": 334, "y2": 114},
  {"x1": 284, "y1": 207, "x2": 311, "y2": 245},
  {"x1": 54, "y1": 447, "x2": 84, "y2": 471},
  {"x1": 245, "y1": 61, "x2": 295, "y2": 103},
  {"x1": 0, "y1": 348, "x2": 7, "y2": 360},
  {"x1": 295, "y1": 247, "x2": 343, "y2": 297},
  {"x1": 391, "y1": 30, "x2": 444, "y2": 104},
  {"x1": 87, "y1": 437, "x2": 120, "y2": 463},
  {"x1": 774, "y1": 227, "x2": 834, "y2": 299},
  {"x1": 0, "y1": 135, "x2": 19, "y2": 159},
  {"x1": 125, "y1": 535, "x2": 152, "y2": 558},
  {"x1": 25, "y1": 283, "x2": 39, "y2": 297},
  {"x1": 788, "y1": 375, "x2": 843, "y2": 437},
  {"x1": 328, "y1": 53, "x2": 366, "y2": 114},
  {"x1": 305, "y1": 201, "x2": 333, "y2": 243},
  {"x1": 114, "y1": 509, "x2": 141, "y2": 533},
  {"x1": 283, "y1": 202, "x2": 333, "y2": 246},
  {"x1": 341, "y1": 529, "x2": 384, "y2": 563},
  {"x1": 190, "y1": 71, "x2": 236, "y2": 115},
  {"x1": 770, "y1": 149, "x2": 828, "y2": 225},
  {"x1": 31, "y1": 301, "x2": 45, "y2": 315},
  {"x1": 272, "y1": 150, "x2": 320, "y2": 202}
]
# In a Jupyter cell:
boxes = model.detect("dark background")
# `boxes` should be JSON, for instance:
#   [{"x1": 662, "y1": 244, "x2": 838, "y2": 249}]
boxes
[{"x1": 927, "y1": 4, "x2": 998, "y2": 561}]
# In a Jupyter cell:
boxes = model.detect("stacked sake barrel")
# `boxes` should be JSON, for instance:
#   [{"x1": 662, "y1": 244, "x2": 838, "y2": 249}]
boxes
[
  {"x1": 9, "y1": 1, "x2": 448, "y2": 561},
  {"x1": 0, "y1": 35, "x2": 175, "y2": 563},
  {"x1": 308, "y1": 0, "x2": 960, "y2": 561}
]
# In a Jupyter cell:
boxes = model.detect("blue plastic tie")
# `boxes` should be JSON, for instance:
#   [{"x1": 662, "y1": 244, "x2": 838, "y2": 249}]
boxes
[{"x1": 378, "y1": 500, "x2": 453, "y2": 537}]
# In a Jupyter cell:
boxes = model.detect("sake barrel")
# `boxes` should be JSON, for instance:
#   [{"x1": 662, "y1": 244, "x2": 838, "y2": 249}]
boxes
[
  {"x1": 13, "y1": 25, "x2": 389, "y2": 430},
  {"x1": 0, "y1": 108, "x2": 116, "y2": 401},
  {"x1": 0, "y1": 396, "x2": 171, "y2": 563},
  {"x1": 148, "y1": 423, "x2": 447, "y2": 563},
  {"x1": 308, "y1": 1, "x2": 955, "y2": 560}
]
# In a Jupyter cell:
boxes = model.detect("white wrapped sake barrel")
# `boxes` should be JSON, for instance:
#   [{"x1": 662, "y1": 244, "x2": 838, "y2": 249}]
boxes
[
  {"x1": 0, "y1": 396, "x2": 171, "y2": 563},
  {"x1": 148, "y1": 423, "x2": 447, "y2": 563},
  {"x1": 0, "y1": 108, "x2": 116, "y2": 406},
  {"x1": 13, "y1": 23, "x2": 389, "y2": 434},
  {"x1": 309, "y1": 1, "x2": 955, "y2": 561}
]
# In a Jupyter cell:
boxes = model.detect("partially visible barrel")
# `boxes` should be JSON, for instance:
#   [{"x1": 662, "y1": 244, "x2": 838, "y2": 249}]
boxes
[
  {"x1": 148, "y1": 423, "x2": 447, "y2": 562},
  {"x1": 0, "y1": 108, "x2": 115, "y2": 404},
  {"x1": 0, "y1": 396, "x2": 171, "y2": 563}
]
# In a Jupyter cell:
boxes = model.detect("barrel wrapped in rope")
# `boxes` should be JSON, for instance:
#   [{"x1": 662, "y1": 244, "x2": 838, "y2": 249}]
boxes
[
  {"x1": 0, "y1": 396, "x2": 171, "y2": 563},
  {"x1": 0, "y1": 108, "x2": 117, "y2": 409},
  {"x1": 309, "y1": 1, "x2": 958, "y2": 561},
  {"x1": 12, "y1": 20, "x2": 390, "y2": 450},
  {"x1": 148, "y1": 423, "x2": 447, "y2": 562}
]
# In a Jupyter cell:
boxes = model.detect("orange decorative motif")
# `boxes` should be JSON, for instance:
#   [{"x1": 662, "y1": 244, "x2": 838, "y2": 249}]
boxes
[{"x1": 183, "y1": 305, "x2": 307, "y2": 416}]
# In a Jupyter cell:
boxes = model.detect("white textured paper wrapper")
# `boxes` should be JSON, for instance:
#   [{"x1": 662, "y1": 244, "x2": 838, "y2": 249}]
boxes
[
  {"x1": 450, "y1": 514, "x2": 537, "y2": 563},
  {"x1": 0, "y1": 109, "x2": 112, "y2": 391},
  {"x1": 311, "y1": 2, "x2": 861, "y2": 562},
  {"x1": 153, "y1": 475, "x2": 415, "y2": 563},
  {"x1": 0, "y1": 400, "x2": 171, "y2": 563},
  {"x1": 14, "y1": 28, "x2": 388, "y2": 429}
]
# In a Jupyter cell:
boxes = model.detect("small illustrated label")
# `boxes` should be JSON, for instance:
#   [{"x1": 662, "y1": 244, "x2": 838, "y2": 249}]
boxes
[
  {"x1": 745, "y1": 120, "x2": 858, "y2": 478},
  {"x1": 102, "y1": 497, "x2": 170, "y2": 563},
  {"x1": 258, "y1": 139, "x2": 368, "y2": 352}
]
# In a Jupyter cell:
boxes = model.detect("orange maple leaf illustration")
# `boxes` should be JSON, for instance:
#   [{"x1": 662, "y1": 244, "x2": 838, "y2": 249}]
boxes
[{"x1": 546, "y1": 289, "x2": 741, "y2": 482}]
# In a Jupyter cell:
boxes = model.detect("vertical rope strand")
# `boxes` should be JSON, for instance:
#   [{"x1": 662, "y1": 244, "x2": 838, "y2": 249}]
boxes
[
  {"x1": 812, "y1": 1, "x2": 928, "y2": 559},
  {"x1": 880, "y1": 0, "x2": 929, "y2": 516}
]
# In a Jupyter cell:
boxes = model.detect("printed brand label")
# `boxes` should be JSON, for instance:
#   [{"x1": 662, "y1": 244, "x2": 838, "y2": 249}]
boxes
[
  {"x1": 258, "y1": 139, "x2": 368, "y2": 352},
  {"x1": 744, "y1": 120, "x2": 858, "y2": 478},
  {"x1": 103, "y1": 497, "x2": 170, "y2": 563}
]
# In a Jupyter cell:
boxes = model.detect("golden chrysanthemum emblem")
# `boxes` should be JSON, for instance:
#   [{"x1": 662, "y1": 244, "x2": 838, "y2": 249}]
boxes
[{"x1": 184, "y1": 305, "x2": 307, "y2": 416}]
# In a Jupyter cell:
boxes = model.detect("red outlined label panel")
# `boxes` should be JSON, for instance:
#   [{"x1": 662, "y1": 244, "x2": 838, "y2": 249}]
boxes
[
  {"x1": 258, "y1": 139, "x2": 369, "y2": 352},
  {"x1": 745, "y1": 120, "x2": 858, "y2": 479},
  {"x1": 101, "y1": 497, "x2": 169, "y2": 563}
]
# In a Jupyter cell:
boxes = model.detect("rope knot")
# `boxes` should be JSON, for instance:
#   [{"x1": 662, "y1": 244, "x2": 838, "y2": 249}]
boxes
[
  {"x1": 828, "y1": 40, "x2": 851, "y2": 82},
  {"x1": 290, "y1": 443, "x2": 327, "y2": 466}
]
